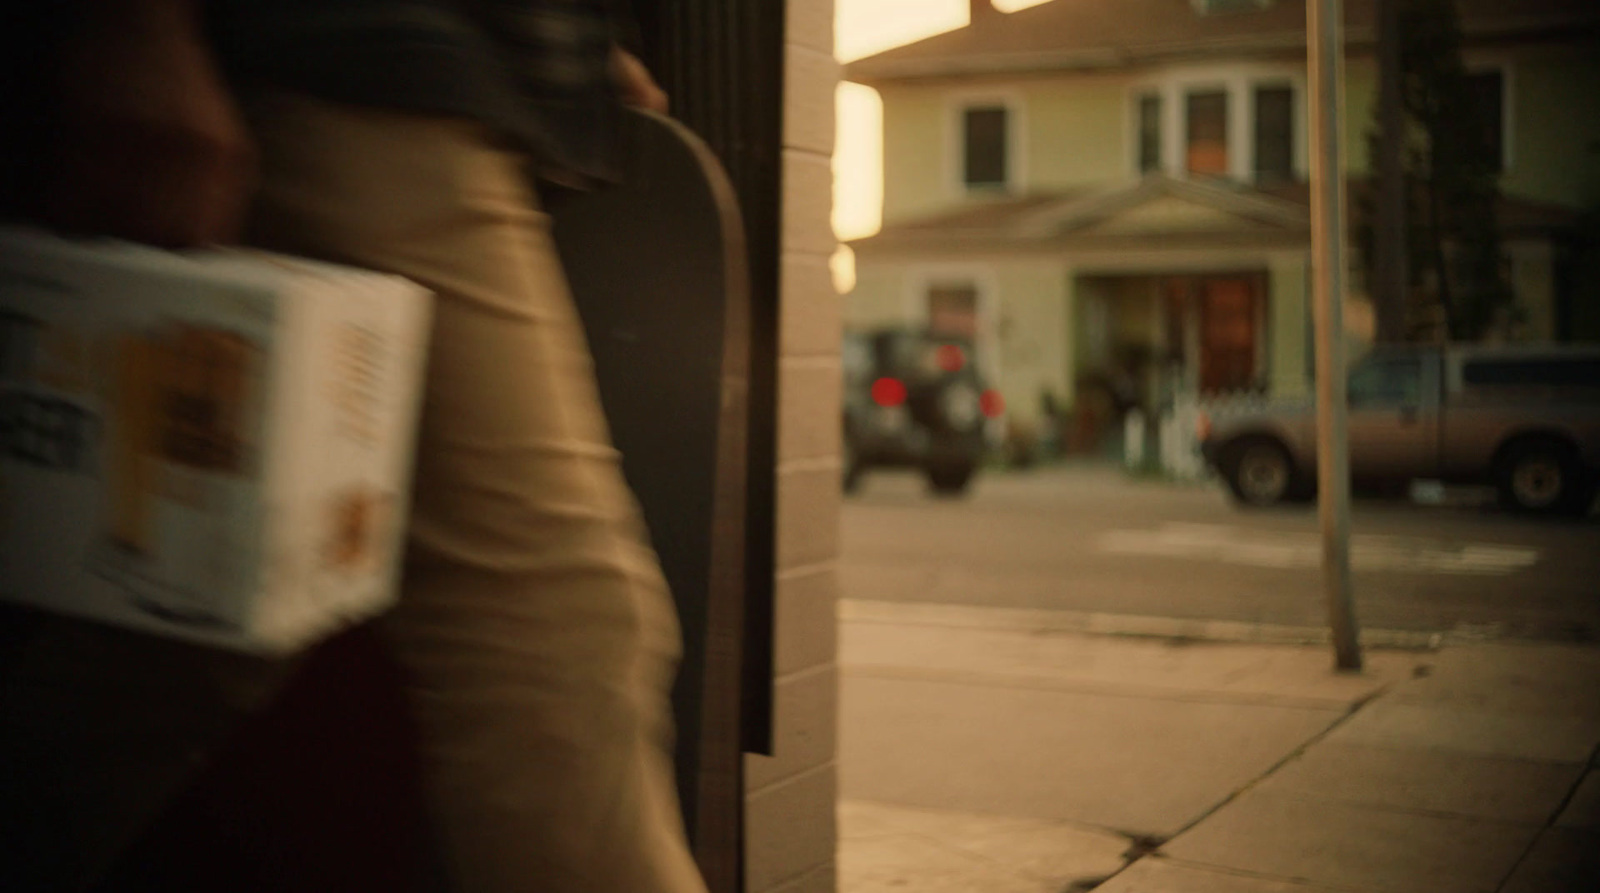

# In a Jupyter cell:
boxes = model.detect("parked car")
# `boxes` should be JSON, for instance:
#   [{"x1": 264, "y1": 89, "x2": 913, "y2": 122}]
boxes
[
  {"x1": 1199, "y1": 345, "x2": 1600, "y2": 515},
  {"x1": 843, "y1": 327, "x2": 1004, "y2": 495}
]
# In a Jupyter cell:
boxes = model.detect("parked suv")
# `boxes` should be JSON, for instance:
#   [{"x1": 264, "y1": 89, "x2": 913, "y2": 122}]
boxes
[
  {"x1": 843, "y1": 327, "x2": 1003, "y2": 495},
  {"x1": 1200, "y1": 345, "x2": 1600, "y2": 515}
]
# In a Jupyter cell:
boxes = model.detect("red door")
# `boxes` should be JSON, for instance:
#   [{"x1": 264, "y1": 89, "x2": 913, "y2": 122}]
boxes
[{"x1": 1199, "y1": 278, "x2": 1258, "y2": 393}]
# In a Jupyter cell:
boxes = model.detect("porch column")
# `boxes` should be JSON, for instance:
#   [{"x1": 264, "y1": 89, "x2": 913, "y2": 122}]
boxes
[
  {"x1": 1060, "y1": 268, "x2": 1079, "y2": 414},
  {"x1": 1183, "y1": 281, "x2": 1202, "y2": 395},
  {"x1": 1269, "y1": 254, "x2": 1311, "y2": 397}
]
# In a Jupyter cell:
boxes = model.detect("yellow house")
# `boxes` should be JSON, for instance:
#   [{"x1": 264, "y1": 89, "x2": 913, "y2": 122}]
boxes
[{"x1": 844, "y1": 0, "x2": 1600, "y2": 445}]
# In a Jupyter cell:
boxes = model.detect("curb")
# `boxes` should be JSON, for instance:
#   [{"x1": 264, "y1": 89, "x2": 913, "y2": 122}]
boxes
[{"x1": 839, "y1": 599, "x2": 1457, "y2": 651}]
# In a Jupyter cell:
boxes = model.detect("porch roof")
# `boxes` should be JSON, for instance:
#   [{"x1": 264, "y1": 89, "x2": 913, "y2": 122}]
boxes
[
  {"x1": 844, "y1": 0, "x2": 1600, "y2": 84},
  {"x1": 848, "y1": 176, "x2": 1580, "y2": 257}
]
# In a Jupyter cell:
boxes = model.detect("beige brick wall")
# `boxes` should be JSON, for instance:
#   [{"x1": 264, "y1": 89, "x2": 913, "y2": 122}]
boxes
[{"x1": 746, "y1": 2, "x2": 841, "y2": 891}]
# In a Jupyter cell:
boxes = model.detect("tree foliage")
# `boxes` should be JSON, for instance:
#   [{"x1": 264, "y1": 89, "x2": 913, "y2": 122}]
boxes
[{"x1": 1360, "y1": 0, "x2": 1512, "y2": 341}]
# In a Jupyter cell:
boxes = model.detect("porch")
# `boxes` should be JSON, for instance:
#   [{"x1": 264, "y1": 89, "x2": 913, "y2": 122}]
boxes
[{"x1": 1056, "y1": 266, "x2": 1305, "y2": 456}]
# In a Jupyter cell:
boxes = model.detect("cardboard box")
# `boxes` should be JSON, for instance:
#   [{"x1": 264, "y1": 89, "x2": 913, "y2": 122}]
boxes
[{"x1": 0, "y1": 229, "x2": 432, "y2": 654}]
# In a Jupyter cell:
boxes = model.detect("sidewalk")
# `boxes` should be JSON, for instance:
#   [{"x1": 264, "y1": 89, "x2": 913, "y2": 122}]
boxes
[{"x1": 837, "y1": 601, "x2": 1600, "y2": 892}]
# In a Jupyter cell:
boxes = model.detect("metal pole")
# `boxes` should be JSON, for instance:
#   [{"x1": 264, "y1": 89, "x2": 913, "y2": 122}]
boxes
[{"x1": 1307, "y1": 0, "x2": 1363, "y2": 671}]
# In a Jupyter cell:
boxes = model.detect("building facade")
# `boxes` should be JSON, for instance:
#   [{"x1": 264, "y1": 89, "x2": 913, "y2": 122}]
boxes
[{"x1": 845, "y1": 0, "x2": 1600, "y2": 446}]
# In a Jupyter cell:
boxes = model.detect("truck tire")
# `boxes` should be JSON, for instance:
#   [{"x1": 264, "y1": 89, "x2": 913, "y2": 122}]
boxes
[
  {"x1": 926, "y1": 461, "x2": 976, "y2": 497},
  {"x1": 1222, "y1": 438, "x2": 1311, "y2": 507},
  {"x1": 1495, "y1": 437, "x2": 1594, "y2": 517}
]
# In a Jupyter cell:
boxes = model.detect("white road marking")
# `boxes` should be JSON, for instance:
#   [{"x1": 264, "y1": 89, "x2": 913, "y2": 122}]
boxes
[{"x1": 1097, "y1": 523, "x2": 1540, "y2": 576}]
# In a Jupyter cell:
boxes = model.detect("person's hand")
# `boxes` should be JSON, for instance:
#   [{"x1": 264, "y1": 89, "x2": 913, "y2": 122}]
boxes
[
  {"x1": 610, "y1": 47, "x2": 669, "y2": 115},
  {"x1": 45, "y1": 1, "x2": 255, "y2": 247}
]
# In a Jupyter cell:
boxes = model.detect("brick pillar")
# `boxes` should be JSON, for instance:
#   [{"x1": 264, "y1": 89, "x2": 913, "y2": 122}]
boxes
[{"x1": 744, "y1": 3, "x2": 842, "y2": 892}]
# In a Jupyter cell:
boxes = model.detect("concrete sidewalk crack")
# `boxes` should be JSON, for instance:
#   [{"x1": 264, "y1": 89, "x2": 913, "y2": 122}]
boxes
[
  {"x1": 1187, "y1": 686, "x2": 1394, "y2": 819},
  {"x1": 1493, "y1": 739, "x2": 1600, "y2": 892},
  {"x1": 1080, "y1": 682, "x2": 1399, "y2": 889}
]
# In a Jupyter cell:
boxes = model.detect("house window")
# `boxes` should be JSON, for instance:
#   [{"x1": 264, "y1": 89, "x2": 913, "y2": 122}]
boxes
[
  {"x1": 927, "y1": 283, "x2": 980, "y2": 339},
  {"x1": 1137, "y1": 74, "x2": 1303, "y2": 182},
  {"x1": 1465, "y1": 70, "x2": 1506, "y2": 172},
  {"x1": 1138, "y1": 93, "x2": 1163, "y2": 174},
  {"x1": 962, "y1": 105, "x2": 1010, "y2": 190},
  {"x1": 1253, "y1": 85, "x2": 1294, "y2": 183},
  {"x1": 1186, "y1": 91, "x2": 1229, "y2": 176},
  {"x1": 1347, "y1": 356, "x2": 1423, "y2": 408}
]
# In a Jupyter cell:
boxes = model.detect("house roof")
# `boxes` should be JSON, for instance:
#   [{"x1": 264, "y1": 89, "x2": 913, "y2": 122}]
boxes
[
  {"x1": 1257, "y1": 181, "x2": 1584, "y2": 236},
  {"x1": 848, "y1": 175, "x2": 1578, "y2": 255},
  {"x1": 844, "y1": 0, "x2": 1600, "y2": 84}
]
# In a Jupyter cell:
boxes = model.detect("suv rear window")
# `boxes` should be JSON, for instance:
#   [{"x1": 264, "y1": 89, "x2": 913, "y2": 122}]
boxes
[{"x1": 1462, "y1": 359, "x2": 1600, "y2": 387}]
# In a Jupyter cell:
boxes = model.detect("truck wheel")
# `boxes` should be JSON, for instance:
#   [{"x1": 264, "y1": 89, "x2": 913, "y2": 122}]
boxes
[
  {"x1": 1223, "y1": 439, "x2": 1307, "y2": 507},
  {"x1": 926, "y1": 461, "x2": 976, "y2": 497},
  {"x1": 1496, "y1": 438, "x2": 1593, "y2": 517}
]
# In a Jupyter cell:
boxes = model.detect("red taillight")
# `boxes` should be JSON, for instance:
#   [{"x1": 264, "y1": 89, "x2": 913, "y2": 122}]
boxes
[
  {"x1": 935, "y1": 344, "x2": 966, "y2": 373},
  {"x1": 979, "y1": 389, "x2": 1005, "y2": 418},
  {"x1": 871, "y1": 377, "x2": 908, "y2": 408}
]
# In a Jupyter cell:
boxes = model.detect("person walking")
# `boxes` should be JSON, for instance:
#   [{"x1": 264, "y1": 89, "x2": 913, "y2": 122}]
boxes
[{"x1": 1, "y1": 1, "x2": 704, "y2": 890}]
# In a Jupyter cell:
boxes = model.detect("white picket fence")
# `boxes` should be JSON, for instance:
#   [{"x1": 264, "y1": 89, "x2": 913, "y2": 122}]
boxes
[{"x1": 1129, "y1": 388, "x2": 1273, "y2": 481}]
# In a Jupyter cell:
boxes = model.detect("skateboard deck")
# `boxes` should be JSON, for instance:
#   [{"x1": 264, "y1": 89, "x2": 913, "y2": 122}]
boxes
[{"x1": 551, "y1": 109, "x2": 751, "y2": 859}]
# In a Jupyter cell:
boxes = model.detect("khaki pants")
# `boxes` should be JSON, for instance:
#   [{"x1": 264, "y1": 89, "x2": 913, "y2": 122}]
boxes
[{"x1": 240, "y1": 93, "x2": 706, "y2": 892}]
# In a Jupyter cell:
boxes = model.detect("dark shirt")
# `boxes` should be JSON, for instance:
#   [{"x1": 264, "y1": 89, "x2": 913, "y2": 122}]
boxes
[{"x1": 206, "y1": 0, "x2": 628, "y2": 186}]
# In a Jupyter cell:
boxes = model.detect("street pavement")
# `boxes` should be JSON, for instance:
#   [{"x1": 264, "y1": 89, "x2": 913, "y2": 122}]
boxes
[
  {"x1": 837, "y1": 464, "x2": 1600, "y2": 891},
  {"x1": 836, "y1": 606, "x2": 1600, "y2": 892},
  {"x1": 841, "y1": 464, "x2": 1600, "y2": 644}
]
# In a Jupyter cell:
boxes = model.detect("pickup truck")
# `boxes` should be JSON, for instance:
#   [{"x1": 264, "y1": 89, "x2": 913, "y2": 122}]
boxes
[{"x1": 1199, "y1": 345, "x2": 1600, "y2": 516}]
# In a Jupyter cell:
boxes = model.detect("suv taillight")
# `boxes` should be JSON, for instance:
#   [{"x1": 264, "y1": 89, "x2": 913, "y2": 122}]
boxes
[
  {"x1": 871, "y1": 377, "x2": 907, "y2": 408},
  {"x1": 935, "y1": 344, "x2": 966, "y2": 373}
]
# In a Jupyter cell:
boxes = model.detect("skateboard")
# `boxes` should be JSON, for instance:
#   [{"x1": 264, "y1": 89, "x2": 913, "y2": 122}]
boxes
[{"x1": 551, "y1": 109, "x2": 751, "y2": 853}]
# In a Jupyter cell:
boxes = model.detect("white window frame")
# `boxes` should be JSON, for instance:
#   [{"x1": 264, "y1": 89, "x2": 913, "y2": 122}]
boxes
[
  {"x1": 1125, "y1": 64, "x2": 1308, "y2": 183},
  {"x1": 904, "y1": 263, "x2": 1003, "y2": 380},
  {"x1": 945, "y1": 91, "x2": 1027, "y2": 198}
]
